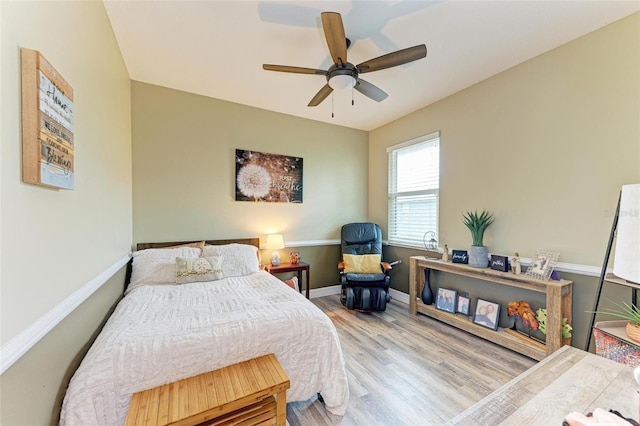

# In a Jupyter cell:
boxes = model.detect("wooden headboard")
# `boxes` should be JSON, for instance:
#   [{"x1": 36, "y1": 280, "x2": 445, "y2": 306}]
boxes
[
  {"x1": 136, "y1": 237, "x2": 260, "y2": 251},
  {"x1": 125, "y1": 238, "x2": 261, "y2": 291}
]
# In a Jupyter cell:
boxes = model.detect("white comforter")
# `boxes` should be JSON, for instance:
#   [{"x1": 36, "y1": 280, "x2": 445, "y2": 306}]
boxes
[{"x1": 60, "y1": 271, "x2": 349, "y2": 425}]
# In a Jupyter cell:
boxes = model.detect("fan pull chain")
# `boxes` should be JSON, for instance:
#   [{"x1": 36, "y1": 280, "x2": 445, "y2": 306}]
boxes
[
  {"x1": 331, "y1": 93, "x2": 334, "y2": 118},
  {"x1": 352, "y1": 87, "x2": 354, "y2": 106}
]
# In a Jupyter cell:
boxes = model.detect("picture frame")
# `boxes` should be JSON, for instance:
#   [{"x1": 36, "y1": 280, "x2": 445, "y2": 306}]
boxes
[
  {"x1": 473, "y1": 298, "x2": 501, "y2": 331},
  {"x1": 456, "y1": 295, "x2": 470, "y2": 316},
  {"x1": 524, "y1": 250, "x2": 559, "y2": 281},
  {"x1": 435, "y1": 287, "x2": 457, "y2": 314},
  {"x1": 235, "y1": 149, "x2": 303, "y2": 203}
]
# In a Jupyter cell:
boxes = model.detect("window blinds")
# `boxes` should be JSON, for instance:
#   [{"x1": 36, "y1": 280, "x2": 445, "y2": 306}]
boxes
[{"x1": 388, "y1": 133, "x2": 440, "y2": 248}]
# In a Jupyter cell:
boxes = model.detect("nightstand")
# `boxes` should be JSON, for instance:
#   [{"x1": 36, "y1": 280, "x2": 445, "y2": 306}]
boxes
[{"x1": 265, "y1": 262, "x2": 310, "y2": 299}]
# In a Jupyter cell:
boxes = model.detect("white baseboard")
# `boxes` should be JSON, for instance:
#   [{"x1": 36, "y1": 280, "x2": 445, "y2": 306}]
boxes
[
  {"x1": 389, "y1": 288, "x2": 410, "y2": 304},
  {"x1": 308, "y1": 285, "x2": 410, "y2": 305},
  {"x1": 309, "y1": 284, "x2": 341, "y2": 298},
  {"x1": 0, "y1": 255, "x2": 130, "y2": 375}
]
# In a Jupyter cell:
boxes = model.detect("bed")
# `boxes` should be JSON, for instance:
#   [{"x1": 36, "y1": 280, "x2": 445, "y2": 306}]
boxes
[{"x1": 60, "y1": 238, "x2": 349, "y2": 425}]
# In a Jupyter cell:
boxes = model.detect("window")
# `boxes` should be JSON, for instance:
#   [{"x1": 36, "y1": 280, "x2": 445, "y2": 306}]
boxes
[{"x1": 387, "y1": 131, "x2": 440, "y2": 248}]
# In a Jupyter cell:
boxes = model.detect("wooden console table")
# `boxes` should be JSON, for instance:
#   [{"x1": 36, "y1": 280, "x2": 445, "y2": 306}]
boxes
[{"x1": 409, "y1": 256, "x2": 573, "y2": 360}]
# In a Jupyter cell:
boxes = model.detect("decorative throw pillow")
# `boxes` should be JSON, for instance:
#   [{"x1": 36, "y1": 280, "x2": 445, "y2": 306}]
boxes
[
  {"x1": 160, "y1": 241, "x2": 205, "y2": 250},
  {"x1": 201, "y1": 244, "x2": 260, "y2": 277},
  {"x1": 128, "y1": 247, "x2": 202, "y2": 294},
  {"x1": 176, "y1": 256, "x2": 223, "y2": 284},
  {"x1": 283, "y1": 276, "x2": 299, "y2": 291},
  {"x1": 343, "y1": 253, "x2": 382, "y2": 274}
]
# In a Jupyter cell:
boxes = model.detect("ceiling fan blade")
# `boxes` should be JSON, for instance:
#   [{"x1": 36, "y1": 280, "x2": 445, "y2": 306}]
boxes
[
  {"x1": 263, "y1": 64, "x2": 327, "y2": 75},
  {"x1": 308, "y1": 84, "x2": 333, "y2": 107},
  {"x1": 357, "y1": 44, "x2": 427, "y2": 74},
  {"x1": 321, "y1": 12, "x2": 348, "y2": 65},
  {"x1": 354, "y1": 79, "x2": 388, "y2": 102}
]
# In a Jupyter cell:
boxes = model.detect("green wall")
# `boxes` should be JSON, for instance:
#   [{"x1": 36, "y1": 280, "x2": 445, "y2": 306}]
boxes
[
  {"x1": 0, "y1": 1, "x2": 132, "y2": 425},
  {"x1": 374, "y1": 13, "x2": 639, "y2": 350},
  {"x1": 1, "y1": 8, "x2": 638, "y2": 426},
  {"x1": 0, "y1": 270, "x2": 125, "y2": 426},
  {"x1": 131, "y1": 81, "x2": 369, "y2": 287}
]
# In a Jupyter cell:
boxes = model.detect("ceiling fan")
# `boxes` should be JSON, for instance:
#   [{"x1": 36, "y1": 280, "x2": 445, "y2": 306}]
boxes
[{"x1": 263, "y1": 12, "x2": 427, "y2": 107}]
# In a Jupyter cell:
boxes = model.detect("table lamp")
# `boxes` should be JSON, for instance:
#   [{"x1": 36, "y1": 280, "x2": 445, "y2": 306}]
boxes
[
  {"x1": 613, "y1": 183, "x2": 640, "y2": 284},
  {"x1": 266, "y1": 234, "x2": 285, "y2": 266}
]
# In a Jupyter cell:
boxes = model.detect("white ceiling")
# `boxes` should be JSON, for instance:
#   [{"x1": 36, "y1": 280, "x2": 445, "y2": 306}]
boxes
[{"x1": 103, "y1": 1, "x2": 639, "y2": 131}]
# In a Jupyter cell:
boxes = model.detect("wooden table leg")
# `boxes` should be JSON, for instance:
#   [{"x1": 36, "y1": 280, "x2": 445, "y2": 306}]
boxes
[
  {"x1": 305, "y1": 267, "x2": 310, "y2": 299},
  {"x1": 296, "y1": 270, "x2": 303, "y2": 295},
  {"x1": 275, "y1": 390, "x2": 286, "y2": 426}
]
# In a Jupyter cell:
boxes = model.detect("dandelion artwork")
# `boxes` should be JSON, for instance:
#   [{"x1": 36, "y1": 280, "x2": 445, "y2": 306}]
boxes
[
  {"x1": 236, "y1": 164, "x2": 271, "y2": 200},
  {"x1": 235, "y1": 149, "x2": 303, "y2": 202}
]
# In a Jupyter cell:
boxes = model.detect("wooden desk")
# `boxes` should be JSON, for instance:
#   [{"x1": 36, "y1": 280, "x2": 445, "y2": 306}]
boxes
[
  {"x1": 125, "y1": 353, "x2": 290, "y2": 426},
  {"x1": 266, "y1": 262, "x2": 310, "y2": 299},
  {"x1": 447, "y1": 345, "x2": 638, "y2": 425}
]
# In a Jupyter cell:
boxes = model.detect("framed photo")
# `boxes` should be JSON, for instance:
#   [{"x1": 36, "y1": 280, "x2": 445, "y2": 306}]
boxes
[
  {"x1": 435, "y1": 287, "x2": 457, "y2": 313},
  {"x1": 473, "y1": 298, "x2": 501, "y2": 331},
  {"x1": 524, "y1": 251, "x2": 559, "y2": 281},
  {"x1": 456, "y1": 295, "x2": 470, "y2": 316}
]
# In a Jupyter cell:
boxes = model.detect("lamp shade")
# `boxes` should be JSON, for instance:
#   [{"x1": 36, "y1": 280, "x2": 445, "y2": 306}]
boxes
[
  {"x1": 613, "y1": 183, "x2": 640, "y2": 284},
  {"x1": 266, "y1": 234, "x2": 285, "y2": 250}
]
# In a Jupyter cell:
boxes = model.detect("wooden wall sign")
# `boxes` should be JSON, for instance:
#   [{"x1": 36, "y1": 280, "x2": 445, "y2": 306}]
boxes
[
  {"x1": 21, "y1": 48, "x2": 74, "y2": 190},
  {"x1": 490, "y1": 254, "x2": 510, "y2": 272},
  {"x1": 452, "y1": 250, "x2": 469, "y2": 264}
]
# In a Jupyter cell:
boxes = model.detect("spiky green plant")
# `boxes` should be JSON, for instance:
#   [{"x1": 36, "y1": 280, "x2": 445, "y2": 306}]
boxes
[
  {"x1": 590, "y1": 300, "x2": 640, "y2": 326},
  {"x1": 462, "y1": 210, "x2": 494, "y2": 247}
]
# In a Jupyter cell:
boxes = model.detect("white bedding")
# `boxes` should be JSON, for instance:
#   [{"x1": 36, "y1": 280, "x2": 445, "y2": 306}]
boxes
[{"x1": 60, "y1": 271, "x2": 349, "y2": 425}]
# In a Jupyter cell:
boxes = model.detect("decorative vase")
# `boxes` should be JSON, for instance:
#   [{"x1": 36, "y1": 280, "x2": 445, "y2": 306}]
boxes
[
  {"x1": 468, "y1": 246, "x2": 489, "y2": 268},
  {"x1": 421, "y1": 268, "x2": 434, "y2": 305},
  {"x1": 626, "y1": 322, "x2": 640, "y2": 344}
]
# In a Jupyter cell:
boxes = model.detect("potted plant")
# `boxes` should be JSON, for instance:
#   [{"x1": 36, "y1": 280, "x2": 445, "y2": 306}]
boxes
[
  {"x1": 591, "y1": 300, "x2": 640, "y2": 344},
  {"x1": 536, "y1": 308, "x2": 572, "y2": 339},
  {"x1": 462, "y1": 210, "x2": 494, "y2": 268}
]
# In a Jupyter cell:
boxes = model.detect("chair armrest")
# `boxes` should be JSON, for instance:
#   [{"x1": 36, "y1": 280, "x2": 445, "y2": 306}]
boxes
[{"x1": 382, "y1": 259, "x2": 402, "y2": 273}]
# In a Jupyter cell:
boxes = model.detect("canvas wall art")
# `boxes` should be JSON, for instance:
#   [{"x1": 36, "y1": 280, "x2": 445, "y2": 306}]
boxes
[{"x1": 235, "y1": 149, "x2": 303, "y2": 203}]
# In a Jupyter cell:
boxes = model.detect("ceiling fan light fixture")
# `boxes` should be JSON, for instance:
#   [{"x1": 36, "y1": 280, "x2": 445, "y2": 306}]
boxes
[
  {"x1": 262, "y1": 11, "x2": 427, "y2": 107},
  {"x1": 328, "y1": 74, "x2": 356, "y2": 90}
]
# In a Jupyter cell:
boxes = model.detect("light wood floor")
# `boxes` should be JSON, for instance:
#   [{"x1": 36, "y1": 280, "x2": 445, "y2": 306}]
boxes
[{"x1": 286, "y1": 295, "x2": 536, "y2": 425}]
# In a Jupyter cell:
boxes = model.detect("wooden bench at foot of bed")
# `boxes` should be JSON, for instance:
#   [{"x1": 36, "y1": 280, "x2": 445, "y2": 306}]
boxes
[{"x1": 125, "y1": 353, "x2": 290, "y2": 426}]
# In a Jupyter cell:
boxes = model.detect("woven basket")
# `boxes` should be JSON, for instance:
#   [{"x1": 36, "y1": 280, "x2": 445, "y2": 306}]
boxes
[{"x1": 626, "y1": 322, "x2": 640, "y2": 344}]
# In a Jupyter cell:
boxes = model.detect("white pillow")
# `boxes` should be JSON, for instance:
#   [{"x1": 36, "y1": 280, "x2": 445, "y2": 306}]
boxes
[
  {"x1": 201, "y1": 243, "x2": 260, "y2": 277},
  {"x1": 127, "y1": 247, "x2": 201, "y2": 294}
]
